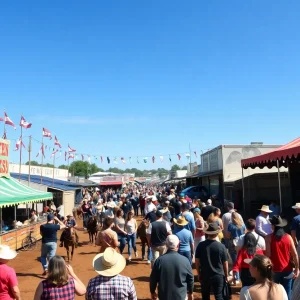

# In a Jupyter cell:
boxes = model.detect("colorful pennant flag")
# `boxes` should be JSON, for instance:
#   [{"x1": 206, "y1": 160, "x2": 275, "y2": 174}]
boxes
[
  {"x1": 129, "y1": 157, "x2": 132, "y2": 163},
  {"x1": 81, "y1": 154, "x2": 84, "y2": 161},
  {"x1": 107, "y1": 157, "x2": 110, "y2": 164},
  {"x1": 121, "y1": 157, "x2": 126, "y2": 164},
  {"x1": 186, "y1": 153, "x2": 191, "y2": 159},
  {"x1": 101, "y1": 156, "x2": 103, "y2": 163},
  {"x1": 144, "y1": 157, "x2": 148, "y2": 163},
  {"x1": 20, "y1": 116, "x2": 32, "y2": 129},
  {"x1": 2, "y1": 132, "x2": 7, "y2": 139},
  {"x1": 54, "y1": 136, "x2": 62, "y2": 148},
  {"x1": 68, "y1": 153, "x2": 75, "y2": 159},
  {"x1": 160, "y1": 155, "x2": 164, "y2": 162},
  {"x1": 36, "y1": 145, "x2": 45, "y2": 158},
  {"x1": 194, "y1": 151, "x2": 197, "y2": 158},
  {"x1": 169, "y1": 155, "x2": 171, "y2": 162},
  {"x1": 4, "y1": 112, "x2": 16, "y2": 129},
  {"x1": 177, "y1": 154, "x2": 181, "y2": 160},
  {"x1": 42, "y1": 127, "x2": 52, "y2": 139},
  {"x1": 14, "y1": 137, "x2": 26, "y2": 151},
  {"x1": 137, "y1": 157, "x2": 139, "y2": 164},
  {"x1": 68, "y1": 144, "x2": 76, "y2": 152},
  {"x1": 65, "y1": 151, "x2": 67, "y2": 161},
  {"x1": 113, "y1": 157, "x2": 118, "y2": 164},
  {"x1": 50, "y1": 149, "x2": 58, "y2": 158},
  {"x1": 152, "y1": 156, "x2": 155, "y2": 163}
]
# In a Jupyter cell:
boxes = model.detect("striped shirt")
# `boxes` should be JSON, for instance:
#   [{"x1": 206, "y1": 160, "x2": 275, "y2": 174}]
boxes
[{"x1": 86, "y1": 274, "x2": 137, "y2": 300}]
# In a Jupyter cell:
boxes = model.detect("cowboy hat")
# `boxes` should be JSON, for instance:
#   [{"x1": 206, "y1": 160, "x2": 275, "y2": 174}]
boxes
[
  {"x1": 106, "y1": 203, "x2": 115, "y2": 208},
  {"x1": 204, "y1": 223, "x2": 221, "y2": 235},
  {"x1": 270, "y1": 215, "x2": 287, "y2": 227},
  {"x1": 292, "y1": 203, "x2": 300, "y2": 209},
  {"x1": 0, "y1": 245, "x2": 17, "y2": 260},
  {"x1": 173, "y1": 216, "x2": 189, "y2": 226},
  {"x1": 258, "y1": 205, "x2": 272, "y2": 213},
  {"x1": 159, "y1": 208, "x2": 168, "y2": 214},
  {"x1": 93, "y1": 247, "x2": 126, "y2": 277}
]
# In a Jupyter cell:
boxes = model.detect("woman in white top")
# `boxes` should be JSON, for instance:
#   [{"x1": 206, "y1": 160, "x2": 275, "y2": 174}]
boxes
[
  {"x1": 240, "y1": 254, "x2": 288, "y2": 300},
  {"x1": 125, "y1": 210, "x2": 138, "y2": 261}
]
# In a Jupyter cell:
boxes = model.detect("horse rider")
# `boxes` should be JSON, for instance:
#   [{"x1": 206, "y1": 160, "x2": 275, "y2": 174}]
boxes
[{"x1": 60, "y1": 214, "x2": 79, "y2": 247}]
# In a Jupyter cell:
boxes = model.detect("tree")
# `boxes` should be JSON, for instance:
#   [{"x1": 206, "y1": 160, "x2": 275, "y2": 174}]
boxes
[
  {"x1": 42, "y1": 163, "x2": 54, "y2": 168},
  {"x1": 25, "y1": 161, "x2": 40, "y2": 166},
  {"x1": 69, "y1": 161, "x2": 101, "y2": 177},
  {"x1": 171, "y1": 164, "x2": 181, "y2": 171},
  {"x1": 58, "y1": 165, "x2": 69, "y2": 170},
  {"x1": 181, "y1": 166, "x2": 188, "y2": 170}
]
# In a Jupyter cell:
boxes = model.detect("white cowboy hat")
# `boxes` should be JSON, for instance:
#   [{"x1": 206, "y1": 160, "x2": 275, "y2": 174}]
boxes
[
  {"x1": 258, "y1": 205, "x2": 273, "y2": 213},
  {"x1": 0, "y1": 245, "x2": 17, "y2": 260},
  {"x1": 159, "y1": 208, "x2": 169, "y2": 214},
  {"x1": 106, "y1": 203, "x2": 115, "y2": 209},
  {"x1": 292, "y1": 203, "x2": 300, "y2": 209},
  {"x1": 93, "y1": 247, "x2": 126, "y2": 277}
]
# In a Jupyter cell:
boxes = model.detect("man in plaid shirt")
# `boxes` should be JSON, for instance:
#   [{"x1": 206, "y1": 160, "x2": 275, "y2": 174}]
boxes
[{"x1": 86, "y1": 247, "x2": 137, "y2": 300}]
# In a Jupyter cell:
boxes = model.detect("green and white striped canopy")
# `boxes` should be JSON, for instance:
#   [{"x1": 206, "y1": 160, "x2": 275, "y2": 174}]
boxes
[{"x1": 0, "y1": 176, "x2": 53, "y2": 208}]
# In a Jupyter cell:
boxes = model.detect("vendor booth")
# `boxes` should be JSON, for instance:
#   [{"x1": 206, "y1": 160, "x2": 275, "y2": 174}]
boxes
[
  {"x1": 241, "y1": 137, "x2": 300, "y2": 216},
  {"x1": 0, "y1": 139, "x2": 53, "y2": 250}
]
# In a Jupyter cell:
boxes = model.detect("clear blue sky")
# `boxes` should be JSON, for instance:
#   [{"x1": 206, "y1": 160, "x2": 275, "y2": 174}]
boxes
[{"x1": 1, "y1": 1, "x2": 300, "y2": 169}]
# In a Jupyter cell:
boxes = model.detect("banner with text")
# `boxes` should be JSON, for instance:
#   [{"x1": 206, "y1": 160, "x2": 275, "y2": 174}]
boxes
[{"x1": 0, "y1": 139, "x2": 10, "y2": 177}]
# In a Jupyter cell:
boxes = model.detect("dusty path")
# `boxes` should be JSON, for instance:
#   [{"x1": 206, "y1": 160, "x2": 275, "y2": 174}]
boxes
[{"x1": 9, "y1": 217, "x2": 240, "y2": 299}]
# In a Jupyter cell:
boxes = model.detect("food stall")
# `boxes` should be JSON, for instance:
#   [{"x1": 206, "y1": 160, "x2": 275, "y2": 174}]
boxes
[{"x1": 0, "y1": 139, "x2": 53, "y2": 250}]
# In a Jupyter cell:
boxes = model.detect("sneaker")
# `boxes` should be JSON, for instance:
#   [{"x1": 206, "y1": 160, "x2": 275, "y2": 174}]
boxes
[{"x1": 147, "y1": 260, "x2": 151, "y2": 264}]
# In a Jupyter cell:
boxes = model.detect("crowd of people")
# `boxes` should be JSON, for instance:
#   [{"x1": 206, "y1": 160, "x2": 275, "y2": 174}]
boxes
[{"x1": 1, "y1": 185, "x2": 300, "y2": 300}]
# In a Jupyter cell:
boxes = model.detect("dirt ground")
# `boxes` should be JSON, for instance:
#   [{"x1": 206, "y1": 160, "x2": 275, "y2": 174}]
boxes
[{"x1": 9, "y1": 217, "x2": 240, "y2": 300}]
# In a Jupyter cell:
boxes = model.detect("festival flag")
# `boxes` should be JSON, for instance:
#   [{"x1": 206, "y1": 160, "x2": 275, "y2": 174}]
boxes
[
  {"x1": 194, "y1": 151, "x2": 197, "y2": 158},
  {"x1": 54, "y1": 136, "x2": 62, "y2": 148},
  {"x1": 160, "y1": 155, "x2": 164, "y2": 162},
  {"x1": 2, "y1": 132, "x2": 6, "y2": 139},
  {"x1": 129, "y1": 157, "x2": 132, "y2": 163},
  {"x1": 107, "y1": 157, "x2": 110, "y2": 164},
  {"x1": 42, "y1": 127, "x2": 52, "y2": 139},
  {"x1": 45, "y1": 145, "x2": 48, "y2": 150},
  {"x1": 68, "y1": 144, "x2": 76, "y2": 152},
  {"x1": 81, "y1": 154, "x2": 84, "y2": 161},
  {"x1": 14, "y1": 137, "x2": 26, "y2": 151},
  {"x1": 36, "y1": 145, "x2": 45, "y2": 158},
  {"x1": 4, "y1": 112, "x2": 16, "y2": 129},
  {"x1": 101, "y1": 156, "x2": 103, "y2": 163},
  {"x1": 50, "y1": 149, "x2": 58, "y2": 158},
  {"x1": 185, "y1": 153, "x2": 191, "y2": 159},
  {"x1": 68, "y1": 153, "x2": 75, "y2": 159},
  {"x1": 113, "y1": 157, "x2": 118, "y2": 164},
  {"x1": 177, "y1": 154, "x2": 181, "y2": 160},
  {"x1": 65, "y1": 151, "x2": 67, "y2": 161},
  {"x1": 137, "y1": 157, "x2": 139, "y2": 164},
  {"x1": 152, "y1": 156, "x2": 155, "y2": 163},
  {"x1": 0, "y1": 117, "x2": 3, "y2": 122},
  {"x1": 121, "y1": 157, "x2": 126, "y2": 164},
  {"x1": 169, "y1": 155, "x2": 172, "y2": 162},
  {"x1": 20, "y1": 116, "x2": 32, "y2": 129},
  {"x1": 144, "y1": 157, "x2": 148, "y2": 163}
]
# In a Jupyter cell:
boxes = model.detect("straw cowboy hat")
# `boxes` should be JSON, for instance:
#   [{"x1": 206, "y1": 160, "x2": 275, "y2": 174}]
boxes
[
  {"x1": 173, "y1": 216, "x2": 189, "y2": 227},
  {"x1": 159, "y1": 208, "x2": 169, "y2": 214},
  {"x1": 0, "y1": 245, "x2": 17, "y2": 260},
  {"x1": 258, "y1": 205, "x2": 273, "y2": 213},
  {"x1": 292, "y1": 203, "x2": 300, "y2": 209},
  {"x1": 93, "y1": 247, "x2": 126, "y2": 277},
  {"x1": 204, "y1": 223, "x2": 221, "y2": 235},
  {"x1": 106, "y1": 202, "x2": 115, "y2": 209}
]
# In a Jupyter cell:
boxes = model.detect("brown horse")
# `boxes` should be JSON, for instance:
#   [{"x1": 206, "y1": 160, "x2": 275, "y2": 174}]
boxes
[
  {"x1": 87, "y1": 216, "x2": 98, "y2": 244},
  {"x1": 63, "y1": 227, "x2": 76, "y2": 262},
  {"x1": 73, "y1": 206, "x2": 82, "y2": 219}
]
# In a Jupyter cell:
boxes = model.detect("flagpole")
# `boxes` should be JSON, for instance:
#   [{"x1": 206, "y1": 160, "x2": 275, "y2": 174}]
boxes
[
  {"x1": 52, "y1": 153, "x2": 55, "y2": 187},
  {"x1": 67, "y1": 156, "x2": 70, "y2": 180},
  {"x1": 3, "y1": 110, "x2": 6, "y2": 139},
  {"x1": 189, "y1": 143, "x2": 192, "y2": 171},
  {"x1": 19, "y1": 125, "x2": 23, "y2": 181},
  {"x1": 40, "y1": 136, "x2": 44, "y2": 184},
  {"x1": 28, "y1": 136, "x2": 32, "y2": 186}
]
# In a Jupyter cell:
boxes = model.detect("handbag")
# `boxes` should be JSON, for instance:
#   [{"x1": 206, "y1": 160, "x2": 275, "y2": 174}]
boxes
[{"x1": 222, "y1": 278, "x2": 232, "y2": 300}]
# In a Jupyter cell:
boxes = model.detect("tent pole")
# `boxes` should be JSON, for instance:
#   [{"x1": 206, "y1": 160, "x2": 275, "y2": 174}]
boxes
[
  {"x1": 277, "y1": 160, "x2": 282, "y2": 213},
  {"x1": 242, "y1": 168, "x2": 246, "y2": 215},
  {"x1": 14, "y1": 206, "x2": 17, "y2": 221},
  {"x1": 0, "y1": 207, "x2": 2, "y2": 233}
]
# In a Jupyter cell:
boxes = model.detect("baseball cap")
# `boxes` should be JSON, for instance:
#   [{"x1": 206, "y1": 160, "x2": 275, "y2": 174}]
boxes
[
  {"x1": 166, "y1": 235, "x2": 180, "y2": 250},
  {"x1": 47, "y1": 214, "x2": 54, "y2": 221}
]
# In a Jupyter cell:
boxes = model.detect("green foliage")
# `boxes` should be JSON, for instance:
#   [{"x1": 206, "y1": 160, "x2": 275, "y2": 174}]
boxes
[
  {"x1": 171, "y1": 164, "x2": 181, "y2": 171},
  {"x1": 25, "y1": 160, "x2": 40, "y2": 166},
  {"x1": 181, "y1": 166, "x2": 188, "y2": 170},
  {"x1": 58, "y1": 164, "x2": 69, "y2": 170}
]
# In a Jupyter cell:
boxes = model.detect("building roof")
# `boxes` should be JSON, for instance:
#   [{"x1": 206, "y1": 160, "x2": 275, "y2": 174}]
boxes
[{"x1": 10, "y1": 173, "x2": 95, "y2": 191}]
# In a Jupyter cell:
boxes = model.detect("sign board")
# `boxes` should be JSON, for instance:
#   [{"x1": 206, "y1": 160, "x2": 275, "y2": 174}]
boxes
[{"x1": 0, "y1": 139, "x2": 10, "y2": 178}]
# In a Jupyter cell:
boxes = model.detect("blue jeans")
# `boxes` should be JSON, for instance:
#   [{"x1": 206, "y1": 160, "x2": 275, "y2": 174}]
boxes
[
  {"x1": 83, "y1": 213, "x2": 89, "y2": 228},
  {"x1": 127, "y1": 233, "x2": 137, "y2": 256},
  {"x1": 179, "y1": 250, "x2": 192, "y2": 265},
  {"x1": 41, "y1": 242, "x2": 57, "y2": 271},
  {"x1": 229, "y1": 249, "x2": 240, "y2": 280},
  {"x1": 141, "y1": 241, "x2": 152, "y2": 261},
  {"x1": 274, "y1": 271, "x2": 293, "y2": 299},
  {"x1": 118, "y1": 233, "x2": 127, "y2": 254}
]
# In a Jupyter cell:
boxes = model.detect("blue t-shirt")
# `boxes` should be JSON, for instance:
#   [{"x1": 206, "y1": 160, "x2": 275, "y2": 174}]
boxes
[
  {"x1": 66, "y1": 219, "x2": 76, "y2": 227},
  {"x1": 291, "y1": 215, "x2": 300, "y2": 241},
  {"x1": 40, "y1": 223, "x2": 60, "y2": 243},
  {"x1": 176, "y1": 212, "x2": 196, "y2": 232},
  {"x1": 175, "y1": 228, "x2": 194, "y2": 252},
  {"x1": 228, "y1": 223, "x2": 245, "y2": 239}
]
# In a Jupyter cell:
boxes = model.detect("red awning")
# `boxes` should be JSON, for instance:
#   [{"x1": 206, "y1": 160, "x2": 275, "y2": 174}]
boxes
[
  {"x1": 241, "y1": 137, "x2": 300, "y2": 169},
  {"x1": 100, "y1": 181, "x2": 123, "y2": 186}
]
